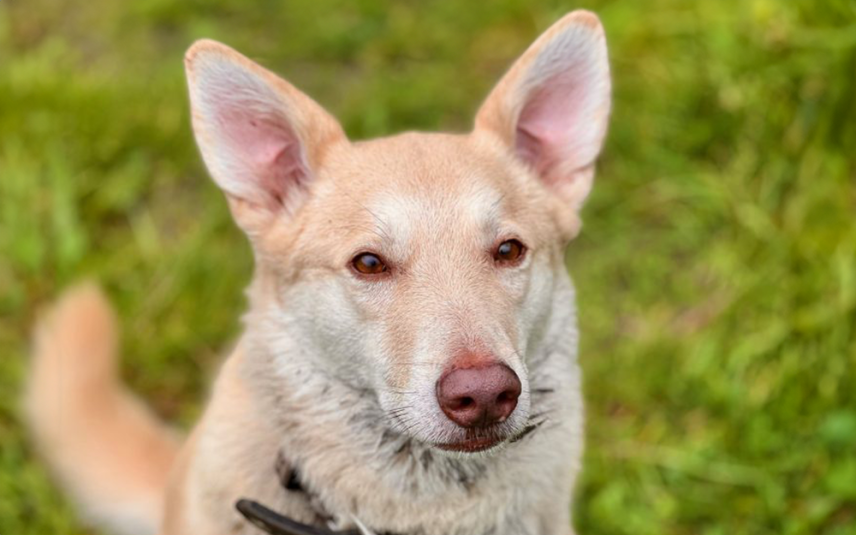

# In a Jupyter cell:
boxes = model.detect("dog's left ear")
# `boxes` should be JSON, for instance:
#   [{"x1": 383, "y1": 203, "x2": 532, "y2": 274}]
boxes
[{"x1": 475, "y1": 11, "x2": 611, "y2": 211}]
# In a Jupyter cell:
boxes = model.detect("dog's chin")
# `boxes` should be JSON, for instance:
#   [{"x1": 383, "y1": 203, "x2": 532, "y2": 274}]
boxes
[{"x1": 428, "y1": 423, "x2": 530, "y2": 456}]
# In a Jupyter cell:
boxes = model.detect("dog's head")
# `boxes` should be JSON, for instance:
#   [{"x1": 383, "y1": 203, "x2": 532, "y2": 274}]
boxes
[{"x1": 185, "y1": 11, "x2": 610, "y2": 454}]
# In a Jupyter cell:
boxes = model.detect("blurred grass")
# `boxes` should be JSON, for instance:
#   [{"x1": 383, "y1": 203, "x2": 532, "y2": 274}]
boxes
[{"x1": 1, "y1": 0, "x2": 855, "y2": 534}]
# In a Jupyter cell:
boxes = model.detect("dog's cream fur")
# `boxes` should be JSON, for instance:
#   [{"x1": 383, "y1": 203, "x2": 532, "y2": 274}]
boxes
[{"x1": 26, "y1": 10, "x2": 611, "y2": 535}]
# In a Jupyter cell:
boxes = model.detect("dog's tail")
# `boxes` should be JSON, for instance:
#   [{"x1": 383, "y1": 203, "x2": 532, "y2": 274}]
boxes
[{"x1": 25, "y1": 283, "x2": 181, "y2": 535}]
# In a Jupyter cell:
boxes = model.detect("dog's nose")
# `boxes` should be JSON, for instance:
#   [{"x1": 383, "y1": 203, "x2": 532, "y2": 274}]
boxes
[{"x1": 436, "y1": 363, "x2": 521, "y2": 428}]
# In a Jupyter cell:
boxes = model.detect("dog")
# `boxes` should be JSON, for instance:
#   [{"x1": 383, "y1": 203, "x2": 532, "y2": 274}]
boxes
[{"x1": 26, "y1": 10, "x2": 611, "y2": 535}]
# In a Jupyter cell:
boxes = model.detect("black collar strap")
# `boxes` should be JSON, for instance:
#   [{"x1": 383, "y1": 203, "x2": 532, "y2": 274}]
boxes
[{"x1": 236, "y1": 499, "x2": 362, "y2": 535}]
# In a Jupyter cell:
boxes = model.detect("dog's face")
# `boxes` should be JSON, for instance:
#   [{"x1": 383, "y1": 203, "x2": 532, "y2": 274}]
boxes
[{"x1": 185, "y1": 11, "x2": 610, "y2": 454}]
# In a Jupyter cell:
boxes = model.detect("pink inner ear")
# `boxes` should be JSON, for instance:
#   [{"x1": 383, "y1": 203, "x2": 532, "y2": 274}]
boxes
[
  {"x1": 219, "y1": 107, "x2": 309, "y2": 208},
  {"x1": 515, "y1": 77, "x2": 591, "y2": 184}
]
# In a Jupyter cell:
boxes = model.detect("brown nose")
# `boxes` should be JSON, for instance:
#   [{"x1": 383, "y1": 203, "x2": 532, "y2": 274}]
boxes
[{"x1": 436, "y1": 363, "x2": 521, "y2": 428}]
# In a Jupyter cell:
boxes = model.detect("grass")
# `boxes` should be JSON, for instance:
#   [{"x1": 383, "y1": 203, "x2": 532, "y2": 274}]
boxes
[{"x1": 1, "y1": 0, "x2": 855, "y2": 533}]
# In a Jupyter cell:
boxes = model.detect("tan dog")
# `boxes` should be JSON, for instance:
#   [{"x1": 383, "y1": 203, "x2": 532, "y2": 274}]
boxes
[{"x1": 26, "y1": 10, "x2": 611, "y2": 535}]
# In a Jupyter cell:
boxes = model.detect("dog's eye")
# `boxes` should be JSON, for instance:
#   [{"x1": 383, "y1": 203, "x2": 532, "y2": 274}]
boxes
[
  {"x1": 352, "y1": 253, "x2": 387, "y2": 275},
  {"x1": 494, "y1": 240, "x2": 525, "y2": 264}
]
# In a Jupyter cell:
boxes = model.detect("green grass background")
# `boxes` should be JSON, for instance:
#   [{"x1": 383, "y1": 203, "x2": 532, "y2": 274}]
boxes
[{"x1": 2, "y1": 0, "x2": 855, "y2": 533}]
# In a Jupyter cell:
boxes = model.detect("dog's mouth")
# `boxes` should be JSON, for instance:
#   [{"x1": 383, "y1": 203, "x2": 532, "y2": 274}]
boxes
[
  {"x1": 383, "y1": 393, "x2": 544, "y2": 456},
  {"x1": 431, "y1": 421, "x2": 543, "y2": 454},
  {"x1": 434, "y1": 434, "x2": 504, "y2": 453}
]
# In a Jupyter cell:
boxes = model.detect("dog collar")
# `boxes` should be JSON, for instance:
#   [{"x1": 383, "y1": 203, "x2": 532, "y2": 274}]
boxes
[
  {"x1": 236, "y1": 499, "x2": 364, "y2": 535},
  {"x1": 237, "y1": 499, "x2": 399, "y2": 535},
  {"x1": 237, "y1": 454, "x2": 406, "y2": 535}
]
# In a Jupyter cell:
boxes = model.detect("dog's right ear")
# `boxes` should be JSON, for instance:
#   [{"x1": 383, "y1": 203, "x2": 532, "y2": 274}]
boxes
[{"x1": 184, "y1": 40, "x2": 346, "y2": 232}]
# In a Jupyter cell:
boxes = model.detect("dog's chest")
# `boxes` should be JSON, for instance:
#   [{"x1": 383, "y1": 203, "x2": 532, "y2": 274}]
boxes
[
  {"x1": 275, "y1": 452, "x2": 523, "y2": 535},
  {"x1": 269, "y1": 409, "x2": 576, "y2": 535}
]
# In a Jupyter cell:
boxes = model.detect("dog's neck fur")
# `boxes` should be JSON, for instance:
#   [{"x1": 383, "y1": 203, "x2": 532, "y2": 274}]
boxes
[{"x1": 232, "y1": 270, "x2": 582, "y2": 535}]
